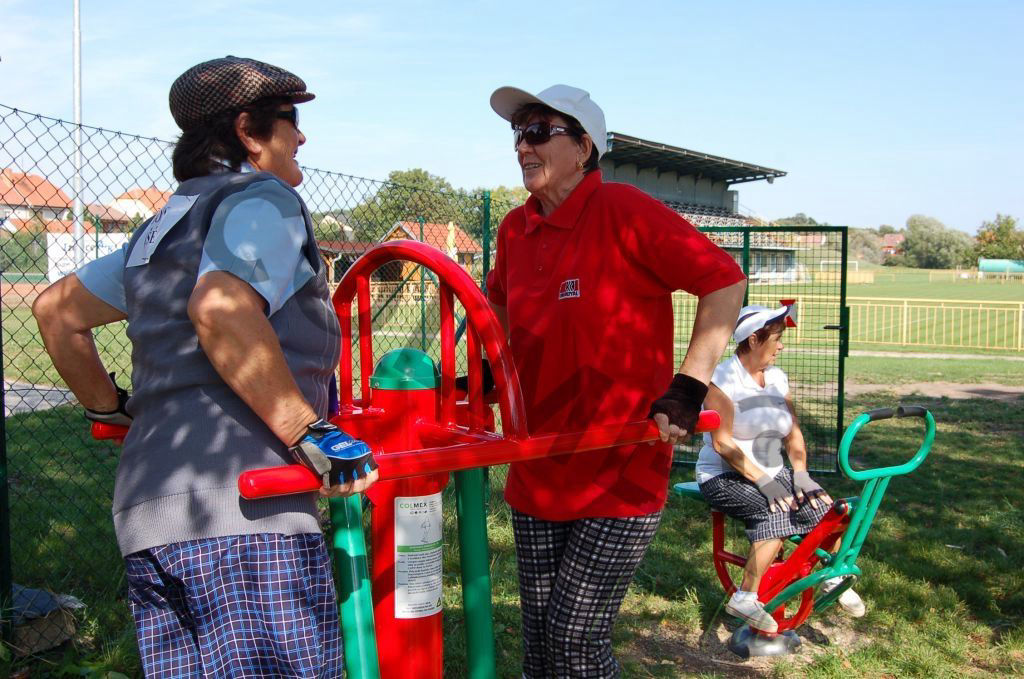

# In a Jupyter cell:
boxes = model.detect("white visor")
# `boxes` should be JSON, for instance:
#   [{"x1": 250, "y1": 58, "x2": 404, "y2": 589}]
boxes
[{"x1": 733, "y1": 304, "x2": 794, "y2": 344}]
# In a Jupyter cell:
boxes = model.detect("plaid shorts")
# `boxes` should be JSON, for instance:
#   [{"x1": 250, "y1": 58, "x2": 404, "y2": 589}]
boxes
[
  {"x1": 124, "y1": 533, "x2": 342, "y2": 678},
  {"x1": 699, "y1": 468, "x2": 830, "y2": 543},
  {"x1": 512, "y1": 509, "x2": 662, "y2": 679}
]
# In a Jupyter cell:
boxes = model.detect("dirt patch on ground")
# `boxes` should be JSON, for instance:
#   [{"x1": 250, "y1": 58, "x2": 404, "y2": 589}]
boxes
[
  {"x1": 845, "y1": 381, "x2": 1024, "y2": 402},
  {"x1": 620, "y1": 612, "x2": 872, "y2": 677}
]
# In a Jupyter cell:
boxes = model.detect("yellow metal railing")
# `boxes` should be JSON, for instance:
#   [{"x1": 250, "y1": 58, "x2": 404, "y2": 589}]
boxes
[{"x1": 671, "y1": 293, "x2": 1024, "y2": 352}]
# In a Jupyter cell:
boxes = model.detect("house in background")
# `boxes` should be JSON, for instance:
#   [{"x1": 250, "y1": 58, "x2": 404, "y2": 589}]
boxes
[
  {"x1": 881, "y1": 233, "x2": 905, "y2": 256},
  {"x1": 1, "y1": 168, "x2": 72, "y2": 232},
  {"x1": 110, "y1": 187, "x2": 173, "y2": 222},
  {"x1": 380, "y1": 220, "x2": 481, "y2": 275},
  {"x1": 86, "y1": 203, "x2": 133, "y2": 232}
]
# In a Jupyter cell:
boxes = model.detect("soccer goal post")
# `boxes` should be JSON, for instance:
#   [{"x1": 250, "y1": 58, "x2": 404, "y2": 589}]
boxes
[{"x1": 820, "y1": 259, "x2": 858, "y2": 272}]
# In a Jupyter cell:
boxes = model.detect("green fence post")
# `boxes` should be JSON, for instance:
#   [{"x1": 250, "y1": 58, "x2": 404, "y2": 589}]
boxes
[
  {"x1": 0, "y1": 363, "x2": 11, "y2": 642},
  {"x1": 481, "y1": 191, "x2": 491, "y2": 289},
  {"x1": 330, "y1": 494, "x2": 381, "y2": 679},
  {"x1": 454, "y1": 469, "x2": 497, "y2": 678},
  {"x1": 741, "y1": 229, "x2": 750, "y2": 305},
  {"x1": 419, "y1": 217, "x2": 427, "y2": 351},
  {"x1": 836, "y1": 227, "x2": 849, "y2": 470}
]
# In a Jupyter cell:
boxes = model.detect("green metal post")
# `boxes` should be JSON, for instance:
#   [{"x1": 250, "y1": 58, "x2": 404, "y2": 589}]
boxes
[
  {"x1": 836, "y1": 227, "x2": 849, "y2": 469},
  {"x1": 741, "y1": 230, "x2": 750, "y2": 305},
  {"x1": 0, "y1": 346, "x2": 11, "y2": 642},
  {"x1": 330, "y1": 494, "x2": 381, "y2": 679},
  {"x1": 419, "y1": 217, "x2": 427, "y2": 351},
  {"x1": 481, "y1": 191, "x2": 491, "y2": 292},
  {"x1": 454, "y1": 468, "x2": 497, "y2": 678}
]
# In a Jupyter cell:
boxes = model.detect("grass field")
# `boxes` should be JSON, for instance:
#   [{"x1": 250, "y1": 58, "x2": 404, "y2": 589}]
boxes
[
  {"x1": 2, "y1": 270, "x2": 1021, "y2": 676},
  {"x1": 3, "y1": 388, "x2": 1022, "y2": 677},
  {"x1": 848, "y1": 268, "x2": 1024, "y2": 302}
]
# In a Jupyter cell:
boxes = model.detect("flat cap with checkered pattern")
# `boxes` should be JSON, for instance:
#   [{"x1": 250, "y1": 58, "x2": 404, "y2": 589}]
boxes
[{"x1": 169, "y1": 56, "x2": 314, "y2": 131}]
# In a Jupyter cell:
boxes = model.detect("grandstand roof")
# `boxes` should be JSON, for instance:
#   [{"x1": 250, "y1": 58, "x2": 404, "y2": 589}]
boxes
[{"x1": 604, "y1": 133, "x2": 786, "y2": 185}]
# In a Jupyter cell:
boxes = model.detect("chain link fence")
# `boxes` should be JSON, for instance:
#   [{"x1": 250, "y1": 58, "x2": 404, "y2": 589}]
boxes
[
  {"x1": 0, "y1": 104, "x2": 520, "y2": 670},
  {"x1": 1, "y1": 104, "x2": 847, "y2": 674}
]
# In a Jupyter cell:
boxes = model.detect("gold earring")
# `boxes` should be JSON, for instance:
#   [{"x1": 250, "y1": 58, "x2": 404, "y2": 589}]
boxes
[{"x1": 576, "y1": 158, "x2": 584, "y2": 170}]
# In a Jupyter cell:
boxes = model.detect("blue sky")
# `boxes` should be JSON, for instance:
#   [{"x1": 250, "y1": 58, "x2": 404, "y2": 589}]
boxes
[{"x1": 3, "y1": 0, "x2": 1021, "y2": 233}]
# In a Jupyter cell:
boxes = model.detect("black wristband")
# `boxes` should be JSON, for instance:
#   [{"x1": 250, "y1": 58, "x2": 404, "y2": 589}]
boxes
[
  {"x1": 454, "y1": 358, "x2": 495, "y2": 395},
  {"x1": 84, "y1": 372, "x2": 132, "y2": 427},
  {"x1": 647, "y1": 373, "x2": 708, "y2": 433}
]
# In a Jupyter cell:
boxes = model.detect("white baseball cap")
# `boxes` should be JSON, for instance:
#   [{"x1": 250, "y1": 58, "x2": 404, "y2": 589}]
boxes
[
  {"x1": 733, "y1": 304, "x2": 796, "y2": 344},
  {"x1": 489, "y1": 84, "x2": 608, "y2": 157}
]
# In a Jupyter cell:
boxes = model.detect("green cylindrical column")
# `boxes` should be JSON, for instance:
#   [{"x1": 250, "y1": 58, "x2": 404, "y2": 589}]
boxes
[
  {"x1": 454, "y1": 468, "x2": 497, "y2": 678},
  {"x1": 330, "y1": 494, "x2": 381, "y2": 679}
]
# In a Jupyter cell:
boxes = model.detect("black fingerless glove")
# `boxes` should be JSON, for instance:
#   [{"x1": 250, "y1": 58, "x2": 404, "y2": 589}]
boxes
[
  {"x1": 647, "y1": 373, "x2": 708, "y2": 434},
  {"x1": 84, "y1": 372, "x2": 132, "y2": 428},
  {"x1": 454, "y1": 358, "x2": 495, "y2": 395},
  {"x1": 755, "y1": 474, "x2": 792, "y2": 508}
]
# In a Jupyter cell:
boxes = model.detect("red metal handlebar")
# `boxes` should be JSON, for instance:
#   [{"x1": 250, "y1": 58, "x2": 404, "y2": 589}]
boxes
[
  {"x1": 90, "y1": 421, "x2": 129, "y2": 443},
  {"x1": 237, "y1": 410, "x2": 720, "y2": 499}
]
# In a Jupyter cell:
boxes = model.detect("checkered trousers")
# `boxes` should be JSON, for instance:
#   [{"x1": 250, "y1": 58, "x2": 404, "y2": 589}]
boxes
[
  {"x1": 124, "y1": 533, "x2": 342, "y2": 678},
  {"x1": 512, "y1": 509, "x2": 662, "y2": 678},
  {"x1": 698, "y1": 468, "x2": 830, "y2": 543}
]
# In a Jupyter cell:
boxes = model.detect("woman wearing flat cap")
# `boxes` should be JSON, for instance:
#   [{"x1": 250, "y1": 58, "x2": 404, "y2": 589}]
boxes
[
  {"x1": 32, "y1": 56, "x2": 376, "y2": 676},
  {"x1": 697, "y1": 304, "x2": 865, "y2": 634},
  {"x1": 485, "y1": 84, "x2": 746, "y2": 677}
]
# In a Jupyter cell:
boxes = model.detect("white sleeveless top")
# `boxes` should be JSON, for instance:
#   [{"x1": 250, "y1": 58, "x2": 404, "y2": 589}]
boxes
[{"x1": 696, "y1": 354, "x2": 793, "y2": 483}]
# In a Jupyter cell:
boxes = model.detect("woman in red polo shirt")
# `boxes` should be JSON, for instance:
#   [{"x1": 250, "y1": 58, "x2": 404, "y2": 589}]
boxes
[{"x1": 486, "y1": 84, "x2": 746, "y2": 677}]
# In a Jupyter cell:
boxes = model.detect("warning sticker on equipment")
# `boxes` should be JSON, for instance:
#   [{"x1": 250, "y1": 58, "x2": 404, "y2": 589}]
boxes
[{"x1": 394, "y1": 493, "x2": 443, "y2": 618}]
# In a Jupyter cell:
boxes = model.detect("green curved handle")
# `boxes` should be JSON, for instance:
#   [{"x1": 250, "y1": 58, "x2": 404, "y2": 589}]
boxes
[{"x1": 839, "y1": 406, "x2": 935, "y2": 481}]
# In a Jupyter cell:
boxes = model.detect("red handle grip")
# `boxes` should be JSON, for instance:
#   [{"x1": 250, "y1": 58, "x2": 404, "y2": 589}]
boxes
[
  {"x1": 239, "y1": 465, "x2": 322, "y2": 498},
  {"x1": 91, "y1": 421, "x2": 130, "y2": 444},
  {"x1": 238, "y1": 409, "x2": 721, "y2": 500}
]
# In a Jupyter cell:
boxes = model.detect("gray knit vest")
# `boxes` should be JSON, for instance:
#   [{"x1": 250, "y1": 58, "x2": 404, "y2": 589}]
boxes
[{"x1": 113, "y1": 170, "x2": 339, "y2": 556}]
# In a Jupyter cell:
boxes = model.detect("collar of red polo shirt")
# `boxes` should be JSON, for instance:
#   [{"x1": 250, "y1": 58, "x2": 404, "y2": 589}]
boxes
[{"x1": 523, "y1": 170, "x2": 603, "y2": 234}]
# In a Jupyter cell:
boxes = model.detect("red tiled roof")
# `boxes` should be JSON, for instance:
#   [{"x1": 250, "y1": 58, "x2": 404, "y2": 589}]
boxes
[
  {"x1": 0, "y1": 168, "x2": 72, "y2": 210},
  {"x1": 114, "y1": 187, "x2": 173, "y2": 211},
  {"x1": 882, "y1": 233, "x2": 905, "y2": 247},
  {"x1": 86, "y1": 203, "x2": 133, "y2": 224},
  {"x1": 385, "y1": 221, "x2": 481, "y2": 253}
]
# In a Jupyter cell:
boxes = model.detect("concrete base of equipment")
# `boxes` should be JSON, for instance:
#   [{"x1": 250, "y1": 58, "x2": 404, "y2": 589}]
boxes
[{"x1": 727, "y1": 625, "x2": 802, "y2": 658}]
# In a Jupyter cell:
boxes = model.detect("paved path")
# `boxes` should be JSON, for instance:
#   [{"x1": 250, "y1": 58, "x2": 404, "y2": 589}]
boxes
[
  {"x1": 845, "y1": 381, "x2": 1024, "y2": 402},
  {"x1": 3, "y1": 380, "x2": 75, "y2": 416}
]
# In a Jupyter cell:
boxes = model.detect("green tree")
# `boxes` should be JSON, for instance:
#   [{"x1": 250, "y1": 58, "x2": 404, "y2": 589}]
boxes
[
  {"x1": 974, "y1": 213, "x2": 1023, "y2": 260},
  {"x1": 348, "y1": 169, "x2": 469, "y2": 242},
  {"x1": 774, "y1": 212, "x2": 819, "y2": 226},
  {"x1": 902, "y1": 215, "x2": 974, "y2": 269},
  {"x1": 473, "y1": 185, "x2": 528, "y2": 235},
  {"x1": 877, "y1": 224, "x2": 897, "y2": 235},
  {"x1": 849, "y1": 228, "x2": 882, "y2": 264}
]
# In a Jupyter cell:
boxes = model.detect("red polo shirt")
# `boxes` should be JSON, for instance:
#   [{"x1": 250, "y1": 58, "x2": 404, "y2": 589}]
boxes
[{"x1": 487, "y1": 170, "x2": 744, "y2": 520}]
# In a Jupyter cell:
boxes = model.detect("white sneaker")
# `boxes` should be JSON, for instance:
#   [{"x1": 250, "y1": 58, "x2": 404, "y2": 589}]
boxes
[
  {"x1": 725, "y1": 592, "x2": 779, "y2": 633},
  {"x1": 821, "y1": 577, "x2": 867, "y2": 617}
]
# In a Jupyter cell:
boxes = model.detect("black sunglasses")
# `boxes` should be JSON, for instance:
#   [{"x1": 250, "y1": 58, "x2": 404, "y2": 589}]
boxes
[
  {"x1": 513, "y1": 121, "x2": 571, "y2": 150},
  {"x1": 275, "y1": 107, "x2": 299, "y2": 128}
]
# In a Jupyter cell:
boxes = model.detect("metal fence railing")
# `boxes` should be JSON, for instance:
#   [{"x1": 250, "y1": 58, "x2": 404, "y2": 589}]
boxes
[
  {"x1": 672, "y1": 226, "x2": 848, "y2": 474},
  {"x1": 848, "y1": 297, "x2": 1024, "y2": 352}
]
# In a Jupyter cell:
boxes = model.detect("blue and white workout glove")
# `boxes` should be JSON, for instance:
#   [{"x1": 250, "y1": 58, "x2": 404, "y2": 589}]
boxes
[{"x1": 289, "y1": 419, "x2": 377, "y2": 486}]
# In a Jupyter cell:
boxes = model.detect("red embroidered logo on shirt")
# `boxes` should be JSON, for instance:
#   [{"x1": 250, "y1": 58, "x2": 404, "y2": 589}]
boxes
[{"x1": 558, "y1": 278, "x2": 580, "y2": 299}]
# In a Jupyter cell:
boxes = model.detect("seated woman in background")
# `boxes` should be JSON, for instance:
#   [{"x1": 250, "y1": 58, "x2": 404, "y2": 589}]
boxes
[{"x1": 696, "y1": 305, "x2": 865, "y2": 633}]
